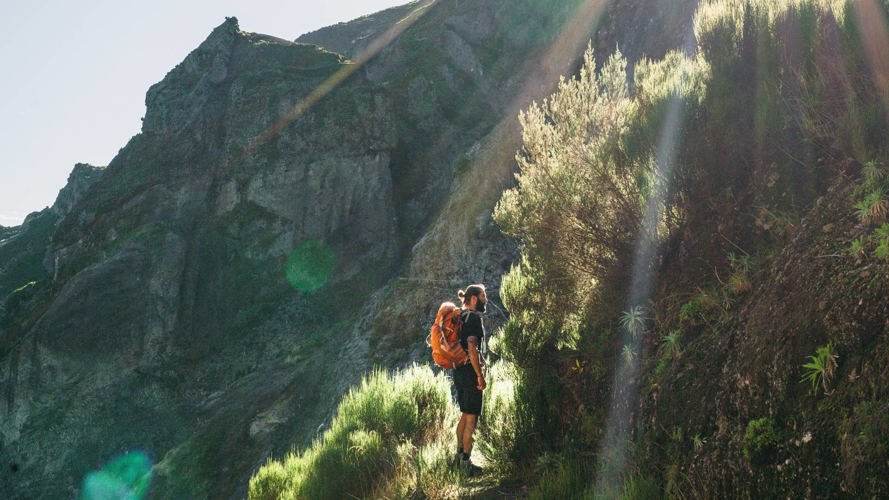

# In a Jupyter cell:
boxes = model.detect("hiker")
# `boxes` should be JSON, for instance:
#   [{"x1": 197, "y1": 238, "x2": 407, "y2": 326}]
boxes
[{"x1": 453, "y1": 284, "x2": 487, "y2": 476}]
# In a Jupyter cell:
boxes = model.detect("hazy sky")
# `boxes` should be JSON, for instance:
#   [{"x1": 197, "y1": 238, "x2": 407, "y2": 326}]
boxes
[{"x1": 0, "y1": 0, "x2": 410, "y2": 226}]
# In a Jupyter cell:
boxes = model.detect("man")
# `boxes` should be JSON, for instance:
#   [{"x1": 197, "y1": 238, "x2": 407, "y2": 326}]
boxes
[{"x1": 453, "y1": 284, "x2": 487, "y2": 477}]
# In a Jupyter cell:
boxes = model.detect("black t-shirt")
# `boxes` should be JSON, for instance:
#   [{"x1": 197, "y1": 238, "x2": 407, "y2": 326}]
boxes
[
  {"x1": 454, "y1": 310, "x2": 484, "y2": 386},
  {"x1": 459, "y1": 310, "x2": 484, "y2": 350}
]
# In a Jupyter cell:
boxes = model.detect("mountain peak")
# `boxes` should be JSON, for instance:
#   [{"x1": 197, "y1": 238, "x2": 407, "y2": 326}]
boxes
[{"x1": 51, "y1": 163, "x2": 104, "y2": 219}]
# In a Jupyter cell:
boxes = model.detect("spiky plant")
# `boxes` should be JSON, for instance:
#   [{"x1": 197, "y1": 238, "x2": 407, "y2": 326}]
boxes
[
  {"x1": 801, "y1": 342, "x2": 839, "y2": 395},
  {"x1": 728, "y1": 252, "x2": 751, "y2": 272},
  {"x1": 621, "y1": 345, "x2": 637, "y2": 366},
  {"x1": 728, "y1": 271, "x2": 752, "y2": 295},
  {"x1": 875, "y1": 237, "x2": 889, "y2": 260},
  {"x1": 692, "y1": 434, "x2": 704, "y2": 451},
  {"x1": 620, "y1": 305, "x2": 648, "y2": 339},
  {"x1": 855, "y1": 190, "x2": 888, "y2": 226},
  {"x1": 661, "y1": 330, "x2": 682, "y2": 359},
  {"x1": 848, "y1": 237, "x2": 866, "y2": 259},
  {"x1": 861, "y1": 160, "x2": 886, "y2": 183}
]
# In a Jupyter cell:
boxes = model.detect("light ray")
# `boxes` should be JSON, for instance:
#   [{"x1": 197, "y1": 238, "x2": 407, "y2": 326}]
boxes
[
  {"x1": 240, "y1": 1, "x2": 436, "y2": 158},
  {"x1": 389, "y1": 0, "x2": 615, "y2": 283},
  {"x1": 593, "y1": 20, "x2": 699, "y2": 495},
  {"x1": 465, "y1": 0, "x2": 616, "y2": 205},
  {"x1": 852, "y1": 0, "x2": 889, "y2": 124}
]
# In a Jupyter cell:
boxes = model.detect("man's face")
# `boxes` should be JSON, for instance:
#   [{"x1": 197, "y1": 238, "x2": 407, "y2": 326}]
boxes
[{"x1": 472, "y1": 291, "x2": 487, "y2": 311}]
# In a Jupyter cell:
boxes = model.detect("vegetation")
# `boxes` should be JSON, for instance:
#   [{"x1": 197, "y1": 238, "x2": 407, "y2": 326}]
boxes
[
  {"x1": 527, "y1": 460, "x2": 590, "y2": 500},
  {"x1": 0, "y1": 209, "x2": 56, "y2": 300},
  {"x1": 620, "y1": 306, "x2": 648, "y2": 339},
  {"x1": 854, "y1": 161, "x2": 888, "y2": 226},
  {"x1": 476, "y1": 361, "x2": 536, "y2": 477},
  {"x1": 801, "y1": 342, "x2": 839, "y2": 395},
  {"x1": 743, "y1": 417, "x2": 781, "y2": 462},
  {"x1": 249, "y1": 365, "x2": 457, "y2": 499},
  {"x1": 487, "y1": 0, "x2": 889, "y2": 494},
  {"x1": 661, "y1": 330, "x2": 682, "y2": 360},
  {"x1": 248, "y1": 0, "x2": 889, "y2": 496}
]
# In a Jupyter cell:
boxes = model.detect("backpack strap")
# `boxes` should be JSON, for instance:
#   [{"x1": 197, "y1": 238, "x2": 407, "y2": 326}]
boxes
[{"x1": 459, "y1": 309, "x2": 472, "y2": 323}]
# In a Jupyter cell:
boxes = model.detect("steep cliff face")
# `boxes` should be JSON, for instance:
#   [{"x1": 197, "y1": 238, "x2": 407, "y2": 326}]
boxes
[
  {"x1": 0, "y1": 1, "x2": 699, "y2": 498},
  {"x1": 2, "y1": 18, "x2": 400, "y2": 499}
]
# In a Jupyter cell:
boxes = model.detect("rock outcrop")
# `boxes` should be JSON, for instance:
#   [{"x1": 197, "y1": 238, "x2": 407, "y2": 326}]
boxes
[{"x1": 50, "y1": 163, "x2": 105, "y2": 220}]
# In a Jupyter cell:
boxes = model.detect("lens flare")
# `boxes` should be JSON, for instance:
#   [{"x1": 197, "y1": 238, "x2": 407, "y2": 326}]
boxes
[
  {"x1": 285, "y1": 239, "x2": 336, "y2": 292},
  {"x1": 593, "y1": 27, "x2": 698, "y2": 494},
  {"x1": 80, "y1": 451, "x2": 152, "y2": 500}
]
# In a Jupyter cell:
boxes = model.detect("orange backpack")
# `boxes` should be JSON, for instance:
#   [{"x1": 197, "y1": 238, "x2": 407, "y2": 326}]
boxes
[{"x1": 427, "y1": 302, "x2": 469, "y2": 369}]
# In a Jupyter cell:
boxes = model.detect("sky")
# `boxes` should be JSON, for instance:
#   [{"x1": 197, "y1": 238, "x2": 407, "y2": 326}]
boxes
[{"x1": 0, "y1": 0, "x2": 411, "y2": 227}]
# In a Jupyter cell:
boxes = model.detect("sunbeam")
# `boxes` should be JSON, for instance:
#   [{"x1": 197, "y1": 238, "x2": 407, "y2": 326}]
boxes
[
  {"x1": 853, "y1": 0, "x2": 889, "y2": 123},
  {"x1": 240, "y1": 1, "x2": 436, "y2": 159},
  {"x1": 375, "y1": 0, "x2": 615, "y2": 287},
  {"x1": 445, "y1": 0, "x2": 617, "y2": 188},
  {"x1": 593, "y1": 17, "x2": 699, "y2": 495}
]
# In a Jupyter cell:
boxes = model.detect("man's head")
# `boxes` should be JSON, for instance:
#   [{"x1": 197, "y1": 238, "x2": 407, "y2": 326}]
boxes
[{"x1": 458, "y1": 284, "x2": 487, "y2": 313}]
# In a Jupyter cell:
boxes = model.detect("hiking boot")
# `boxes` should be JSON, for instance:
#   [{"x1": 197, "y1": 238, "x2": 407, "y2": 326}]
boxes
[{"x1": 462, "y1": 458, "x2": 483, "y2": 477}]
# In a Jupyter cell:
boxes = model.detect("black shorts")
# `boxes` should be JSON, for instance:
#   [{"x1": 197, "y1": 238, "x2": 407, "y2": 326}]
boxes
[{"x1": 453, "y1": 366, "x2": 483, "y2": 415}]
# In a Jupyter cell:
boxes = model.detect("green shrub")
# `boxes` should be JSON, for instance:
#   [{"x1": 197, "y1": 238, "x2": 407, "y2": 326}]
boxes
[
  {"x1": 855, "y1": 190, "x2": 888, "y2": 226},
  {"x1": 477, "y1": 361, "x2": 536, "y2": 476},
  {"x1": 876, "y1": 239, "x2": 889, "y2": 258},
  {"x1": 248, "y1": 461, "x2": 289, "y2": 500},
  {"x1": 849, "y1": 237, "x2": 866, "y2": 258},
  {"x1": 840, "y1": 401, "x2": 889, "y2": 497},
  {"x1": 622, "y1": 345, "x2": 638, "y2": 366},
  {"x1": 619, "y1": 474, "x2": 662, "y2": 500},
  {"x1": 490, "y1": 0, "x2": 889, "y2": 491},
  {"x1": 661, "y1": 330, "x2": 682, "y2": 360},
  {"x1": 874, "y1": 226, "x2": 889, "y2": 259},
  {"x1": 416, "y1": 432, "x2": 462, "y2": 499},
  {"x1": 679, "y1": 289, "x2": 722, "y2": 324},
  {"x1": 726, "y1": 253, "x2": 753, "y2": 295},
  {"x1": 854, "y1": 161, "x2": 889, "y2": 225},
  {"x1": 679, "y1": 299, "x2": 703, "y2": 323},
  {"x1": 743, "y1": 417, "x2": 782, "y2": 462},
  {"x1": 495, "y1": 257, "x2": 567, "y2": 364},
  {"x1": 528, "y1": 458, "x2": 589, "y2": 500},
  {"x1": 692, "y1": 433, "x2": 704, "y2": 451},
  {"x1": 493, "y1": 45, "x2": 707, "y2": 312},
  {"x1": 249, "y1": 365, "x2": 456, "y2": 499}
]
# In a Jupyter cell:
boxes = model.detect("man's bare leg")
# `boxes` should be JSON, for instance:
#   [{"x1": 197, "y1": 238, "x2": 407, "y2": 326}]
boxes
[
  {"x1": 456, "y1": 413, "x2": 467, "y2": 453},
  {"x1": 461, "y1": 413, "x2": 478, "y2": 456}
]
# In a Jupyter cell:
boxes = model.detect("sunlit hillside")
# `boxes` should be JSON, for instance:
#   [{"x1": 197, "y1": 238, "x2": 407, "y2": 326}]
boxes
[{"x1": 2, "y1": 0, "x2": 887, "y2": 498}]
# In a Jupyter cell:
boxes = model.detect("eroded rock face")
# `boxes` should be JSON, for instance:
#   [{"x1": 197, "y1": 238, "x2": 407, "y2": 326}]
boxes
[
  {"x1": 2, "y1": 17, "x2": 399, "y2": 498},
  {"x1": 50, "y1": 163, "x2": 105, "y2": 220}
]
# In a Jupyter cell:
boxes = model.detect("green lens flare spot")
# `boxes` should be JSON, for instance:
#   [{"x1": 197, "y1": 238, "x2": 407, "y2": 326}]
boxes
[
  {"x1": 80, "y1": 451, "x2": 152, "y2": 500},
  {"x1": 285, "y1": 239, "x2": 335, "y2": 292}
]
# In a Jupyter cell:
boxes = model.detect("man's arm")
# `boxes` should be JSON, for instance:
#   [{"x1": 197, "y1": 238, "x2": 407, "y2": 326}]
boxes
[{"x1": 467, "y1": 340, "x2": 486, "y2": 391}]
